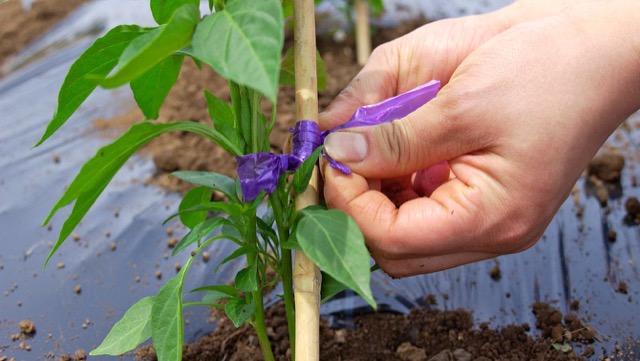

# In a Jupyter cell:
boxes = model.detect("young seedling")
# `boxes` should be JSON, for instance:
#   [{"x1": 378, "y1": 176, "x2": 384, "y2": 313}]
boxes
[{"x1": 37, "y1": 0, "x2": 375, "y2": 360}]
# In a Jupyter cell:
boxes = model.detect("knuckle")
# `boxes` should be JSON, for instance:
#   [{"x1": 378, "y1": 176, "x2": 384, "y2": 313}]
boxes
[{"x1": 377, "y1": 121, "x2": 413, "y2": 169}]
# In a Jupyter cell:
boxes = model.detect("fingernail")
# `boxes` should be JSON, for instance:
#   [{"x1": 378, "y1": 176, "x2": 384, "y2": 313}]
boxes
[{"x1": 324, "y1": 132, "x2": 367, "y2": 162}]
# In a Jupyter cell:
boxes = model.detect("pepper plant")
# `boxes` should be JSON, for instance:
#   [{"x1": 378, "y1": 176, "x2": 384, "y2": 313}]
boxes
[{"x1": 36, "y1": 0, "x2": 375, "y2": 360}]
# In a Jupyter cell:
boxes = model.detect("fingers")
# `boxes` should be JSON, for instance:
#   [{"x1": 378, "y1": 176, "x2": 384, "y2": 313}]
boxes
[
  {"x1": 323, "y1": 164, "x2": 486, "y2": 260},
  {"x1": 318, "y1": 44, "x2": 399, "y2": 131},
  {"x1": 323, "y1": 91, "x2": 488, "y2": 179},
  {"x1": 375, "y1": 252, "x2": 498, "y2": 278}
]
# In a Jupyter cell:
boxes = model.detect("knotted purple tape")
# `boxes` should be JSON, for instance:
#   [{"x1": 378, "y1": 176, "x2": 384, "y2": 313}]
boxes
[{"x1": 237, "y1": 80, "x2": 441, "y2": 201}]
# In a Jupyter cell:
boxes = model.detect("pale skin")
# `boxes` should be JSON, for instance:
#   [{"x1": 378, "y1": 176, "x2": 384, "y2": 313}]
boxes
[{"x1": 319, "y1": 0, "x2": 640, "y2": 277}]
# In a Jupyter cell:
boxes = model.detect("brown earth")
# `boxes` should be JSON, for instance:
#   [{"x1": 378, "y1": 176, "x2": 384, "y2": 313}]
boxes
[
  {"x1": 133, "y1": 301, "x2": 608, "y2": 361},
  {"x1": 0, "y1": 0, "x2": 87, "y2": 74}
]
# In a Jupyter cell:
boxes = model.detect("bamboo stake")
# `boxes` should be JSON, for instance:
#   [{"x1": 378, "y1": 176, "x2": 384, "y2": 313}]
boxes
[
  {"x1": 293, "y1": 0, "x2": 321, "y2": 360},
  {"x1": 354, "y1": 0, "x2": 371, "y2": 66}
]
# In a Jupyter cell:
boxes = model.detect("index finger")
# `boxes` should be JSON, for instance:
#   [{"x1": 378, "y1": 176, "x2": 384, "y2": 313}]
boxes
[{"x1": 322, "y1": 163, "x2": 485, "y2": 260}]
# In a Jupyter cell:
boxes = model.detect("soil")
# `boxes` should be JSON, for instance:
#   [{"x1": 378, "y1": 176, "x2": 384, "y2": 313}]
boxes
[
  {"x1": 0, "y1": 0, "x2": 87, "y2": 74},
  {"x1": 133, "y1": 301, "x2": 606, "y2": 361}
]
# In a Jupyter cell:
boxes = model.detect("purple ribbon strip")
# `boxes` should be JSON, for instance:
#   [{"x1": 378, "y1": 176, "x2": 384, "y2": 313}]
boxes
[{"x1": 237, "y1": 80, "x2": 441, "y2": 201}]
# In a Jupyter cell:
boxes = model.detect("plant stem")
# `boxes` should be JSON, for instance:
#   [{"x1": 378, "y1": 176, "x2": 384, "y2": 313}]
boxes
[
  {"x1": 269, "y1": 190, "x2": 296, "y2": 360},
  {"x1": 246, "y1": 209, "x2": 275, "y2": 361},
  {"x1": 252, "y1": 288, "x2": 276, "y2": 361},
  {"x1": 251, "y1": 90, "x2": 262, "y2": 153}
]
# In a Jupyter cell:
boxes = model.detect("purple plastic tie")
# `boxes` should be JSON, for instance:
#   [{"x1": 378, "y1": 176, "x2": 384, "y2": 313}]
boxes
[{"x1": 237, "y1": 80, "x2": 441, "y2": 201}]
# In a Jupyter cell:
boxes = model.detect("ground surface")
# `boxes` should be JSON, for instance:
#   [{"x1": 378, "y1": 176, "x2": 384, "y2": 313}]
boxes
[{"x1": 1, "y1": 1, "x2": 638, "y2": 361}]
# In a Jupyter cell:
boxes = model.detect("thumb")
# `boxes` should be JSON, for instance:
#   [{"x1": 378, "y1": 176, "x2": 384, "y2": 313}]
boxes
[
  {"x1": 318, "y1": 47, "x2": 399, "y2": 131},
  {"x1": 323, "y1": 96, "x2": 477, "y2": 178}
]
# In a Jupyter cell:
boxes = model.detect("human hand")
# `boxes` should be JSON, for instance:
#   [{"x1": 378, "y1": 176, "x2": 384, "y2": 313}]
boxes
[{"x1": 319, "y1": 0, "x2": 640, "y2": 277}]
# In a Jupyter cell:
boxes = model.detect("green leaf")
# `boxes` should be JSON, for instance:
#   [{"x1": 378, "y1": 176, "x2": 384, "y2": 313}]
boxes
[
  {"x1": 279, "y1": 46, "x2": 327, "y2": 91},
  {"x1": 191, "y1": 284, "x2": 239, "y2": 303},
  {"x1": 164, "y1": 202, "x2": 244, "y2": 225},
  {"x1": 172, "y1": 217, "x2": 226, "y2": 256},
  {"x1": 321, "y1": 272, "x2": 348, "y2": 303},
  {"x1": 204, "y1": 90, "x2": 235, "y2": 128},
  {"x1": 36, "y1": 25, "x2": 147, "y2": 146},
  {"x1": 43, "y1": 121, "x2": 229, "y2": 267},
  {"x1": 225, "y1": 297, "x2": 256, "y2": 327},
  {"x1": 179, "y1": 186, "x2": 213, "y2": 229},
  {"x1": 256, "y1": 217, "x2": 278, "y2": 244},
  {"x1": 151, "y1": 0, "x2": 200, "y2": 25},
  {"x1": 368, "y1": 0, "x2": 384, "y2": 16},
  {"x1": 293, "y1": 145, "x2": 323, "y2": 194},
  {"x1": 131, "y1": 55, "x2": 184, "y2": 119},
  {"x1": 192, "y1": 0, "x2": 284, "y2": 102},
  {"x1": 552, "y1": 343, "x2": 572, "y2": 353},
  {"x1": 204, "y1": 91, "x2": 245, "y2": 151},
  {"x1": 90, "y1": 296, "x2": 154, "y2": 356},
  {"x1": 295, "y1": 208, "x2": 376, "y2": 309},
  {"x1": 282, "y1": 0, "x2": 293, "y2": 18},
  {"x1": 215, "y1": 246, "x2": 250, "y2": 272},
  {"x1": 235, "y1": 261, "x2": 258, "y2": 292},
  {"x1": 151, "y1": 257, "x2": 193, "y2": 361},
  {"x1": 93, "y1": 4, "x2": 199, "y2": 88},
  {"x1": 172, "y1": 171, "x2": 238, "y2": 202}
]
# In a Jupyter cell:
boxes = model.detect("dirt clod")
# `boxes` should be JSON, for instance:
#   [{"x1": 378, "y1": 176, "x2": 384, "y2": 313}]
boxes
[
  {"x1": 396, "y1": 342, "x2": 426, "y2": 361},
  {"x1": 167, "y1": 238, "x2": 178, "y2": 248},
  {"x1": 74, "y1": 349, "x2": 87, "y2": 361},
  {"x1": 18, "y1": 320, "x2": 35, "y2": 335},
  {"x1": 489, "y1": 262, "x2": 501, "y2": 281},
  {"x1": 625, "y1": 197, "x2": 640, "y2": 224},
  {"x1": 618, "y1": 281, "x2": 628, "y2": 294},
  {"x1": 588, "y1": 151, "x2": 625, "y2": 182}
]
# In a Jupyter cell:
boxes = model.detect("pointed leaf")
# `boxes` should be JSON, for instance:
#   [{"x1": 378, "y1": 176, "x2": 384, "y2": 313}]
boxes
[
  {"x1": 190, "y1": 284, "x2": 238, "y2": 297},
  {"x1": 172, "y1": 217, "x2": 226, "y2": 256},
  {"x1": 151, "y1": 0, "x2": 200, "y2": 25},
  {"x1": 204, "y1": 91, "x2": 245, "y2": 151},
  {"x1": 225, "y1": 297, "x2": 256, "y2": 327},
  {"x1": 192, "y1": 0, "x2": 284, "y2": 102},
  {"x1": 293, "y1": 145, "x2": 323, "y2": 194},
  {"x1": 151, "y1": 257, "x2": 194, "y2": 361},
  {"x1": 172, "y1": 171, "x2": 239, "y2": 202},
  {"x1": 368, "y1": 0, "x2": 384, "y2": 16},
  {"x1": 90, "y1": 296, "x2": 154, "y2": 356},
  {"x1": 36, "y1": 25, "x2": 147, "y2": 146},
  {"x1": 131, "y1": 55, "x2": 184, "y2": 119},
  {"x1": 321, "y1": 272, "x2": 348, "y2": 303},
  {"x1": 235, "y1": 261, "x2": 258, "y2": 292},
  {"x1": 215, "y1": 246, "x2": 250, "y2": 271},
  {"x1": 93, "y1": 4, "x2": 199, "y2": 88},
  {"x1": 163, "y1": 202, "x2": 244, "y2": 225},
  {"x1": 179, "y1": 186, "x2": 213, "y2": 229},
  {"x1": 279, "y1": 46, "x2": 327, "y2": 91},
  {"x1": 295, "y1": 208, "x2": 376, "y2": 308},
  {"x1": 43, "y1": 121, "x2": 228, "y2": 266}
]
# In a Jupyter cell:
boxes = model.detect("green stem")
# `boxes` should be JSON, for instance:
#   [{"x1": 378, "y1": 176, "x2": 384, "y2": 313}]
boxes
[
  {"x1": 250, "y1": 90, "x2": 262, "y2": 153},
  {"x1": 245, "y1": 209, "x2": 275, "y2": 361},
  {"x1": 252, "y1": 288, "x2": 275, "y2": 361},
  {"x1": 269, "y1": 190, "x2": 296, "y2": 360}
]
